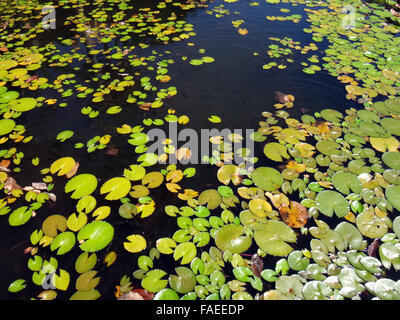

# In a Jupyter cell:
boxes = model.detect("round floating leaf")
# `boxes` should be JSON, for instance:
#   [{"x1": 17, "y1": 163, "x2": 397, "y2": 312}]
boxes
[
  {"x1": 67, "y1": 212, "x2": 87, "y2": 232},
  {"x1": 141, "y1": 269, "x2": 168, "y2": 293},
  {"x1": 382, "y1": 152, "x2": 400, "y2": 170},
  {"x1": 251, "y1": 167, "x2": 283, "y2": 192},
  {"x1": 9, "y1": 97, "x2": 37, "y2": 112},
  {"x1": 332, "y1": 171, "x2": 362, "y2": 195},
  {"x1": 302, "y1": 280, "x2": 332, "y2": 300},
  {"x1": 316, "y1": 190, "x2": 349, "y2": 218},
  {"x1": 0, "y1": 119, "x2": 15, "y2": 136},
  {"x1": 8, "y1": 206, "x2": 32, "y2": 226},
  {"x1": 42, "y1": 214, "x2": 68, "y2": 237},
  {"x1": 173, "y1": 242, "x2": 197, "y2": 265},
  {"x1": 374, "y1": 279, "x2": 400, "y2": 300},
  {"x1": 153, "y1": 288, "x2": 179, "y2": 300},
  {"x1": 56, "y1": 130, "x2": 74, "y2": 142},
  {"x1": 279, "y1": 201, "x2": 309, "y2": 228},
  {"x1": 288, "y1": 251, "x2": 309, "y2": 271},
  {"x1": 254, "y1": 220, "x2": 296, "y2": 256},
  {"x1": 70, "y1": 289, "x2": 101, "y2": 300},
  {"x1": 100, "y1": 177, "x2": 131, "y2": 200},
  {"x1": 156, "y1": 237, "x2": 177, "y2": 254},
  {"x1": 215, "y1": 224, "x2": 252, "y2": 254},
  {"x1": 386, "y1": 185, "x2": 400, "y2": 211},
  {"x1": 263, "y1": 143, "x2": 290, "y2": 162},
  {"x1": 124, "y1": 165, "x2": 146, "y2": 181},
  {"x1": 50, "y1": 157, "x2": 76, "y2": 176},
  {"x1": 75, "y1": 252, "x2": 97, "y2": 274},
  {"x1": 335, "y1": 222, "x2": 363, "y2": 250},
  {"x1": 316, "y1": 140, "x2": 341, "y2": 156},
  {"x1": 65, "y1": 174, "x2": 98, "y2": 199},
  {"x1": 217, "y1": 165, "x2": 242, "y2": 185},
  {"x1": 124, "y1": 234, "x2": 147, "y2": 253},
  {"x1": 77, "y1": 221, "x2": 114, "y2": 252},
  {"x1": 8, "y1": 279, "x2": 26, "y2": 293},
  {"x1": 356, "y1": 209, "x2": 388, "y2": 239},
  {"x1": 168, "y1": 267, "x2": 196, "y2": 294},
  {"x1": 75, "y1": 270, "x2": 100, "y2": 292},
  {"x1": 197, "y1": 189, "x2": 221, "y2": 210},
  {"x1": 50, "y1": 231, "x2": 76, "y2": 255},
  {"x1": 320, "y1": 109, "x2": 343, "y2": 122}
]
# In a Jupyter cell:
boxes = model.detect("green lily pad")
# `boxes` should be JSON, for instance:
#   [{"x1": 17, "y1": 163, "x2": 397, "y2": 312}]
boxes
[
  {"x1": 50, "y1": 231, "x2": 76, "y2": 255},
  {"x1": 315, "y1": 190, "x2": 349, "y2": 218},
  {"x1": 263, "y1": 142, "x2": 290, "y2": 162},
  {"x1": 335, "y1": 222, "x2": 364, "y2": 250},
  {"x1": 251, "y1": 167, "x2": 283, "y2": 192},
  {"x1": 8, "y1": 279, "x2": 26, "y2": 293},
  {"x1": 65, "y1": 174, "x2": 98, "y2": 199},
  {"x1": 75, "y1": 252, "x2": 97, "y2": 274},
  {"x1": 215, "y1": 224, "x2": 252, "y2": 254},
  {"x1": 356, "y1": 208, "x2": 388, "y2": 238},
  {"x1": 168, "y1": 267, "x2": 196, "y2": 294},
  {"x1": 9, "y1": 97, "x2": 37, "y2": 112},
  {"x1": 100, "y1": 177, "x2": 131, "y2": 200},
  {"x1": 141, "y1": 269, "x2": 168, "y2": 293},
  {"x1": 8, "y1": 206, "x2": 32, "y2": 226},
  {"x1": 173, "y1": 242, "x2": 197, "y2": 265},
  {"x1": 385, "y1": 185, "x2": 400, "y2": 211},
  {"x1": 77, "y1": 221, "x2": 114, "y2": 252},
  {"x1": 320, "y1": 109, "x2": 343, "y2": 122},
  {"x1": 316, "y1": 140, "x2": 341, "y2": 156},
  {"x1": 153, "y1": 288, "x2": 179, "y2": 300},
  {"x1": 198, "y1": 189, "x2": 222, "y2": 210},
  {"x1": 332, "y1": 171, "x2": 362, "y2": 195},
  {"x1": 254, "y1": 220, "x2": 296, "y2": 256},
  {"x1": 0, "y1": 119, "x2": 16, "y2": 136},
  {"x1": 382, "y1": 152, "x2": 400, "y2": 171}
]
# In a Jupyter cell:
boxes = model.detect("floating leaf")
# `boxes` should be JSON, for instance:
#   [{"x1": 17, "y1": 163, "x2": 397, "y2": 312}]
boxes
[
  {"x1": 263, "y1": 143, "x2": 289, "y2": 162},
  {"x1": 215, "y1": 224, "x2": 252, "y2": 254},
  {"x1": 100, "y1": 177, "x2": 131, "y2": 200},
  {"x1": 332, "y1": 171, "x2": 362, "y2": 195},
  {"x1": 141, "y1": 269, "x2": 168, "y2": 293},
  {"x1": 316, "y1": 190, "x2": 349, "y2": 218},
  {"x1": 8, "y1": 206, "x2": 32, "y2": 226},
  {"x1": 50, "y1": 157, "x2": 76, "y2": 176},
  {"x1": 168, "y1": 267, "x2": 196, "y2": 294},
  {"x1": 77, "y1": 221, "x2": 114, "y2": 252},
  {"x1": 254, "y1": 220, "x2": 296, "y2": 256},
  {"x1": 386, "y1": 185, "x2": 400, "y2": 211},
  {"x1": 50, "y1": 231, "x2": 76, "y2": 255},
  {"x1": 173, "y1": 242, "x2": 197, "y2": 265},
  {"x1": 124, "y1": 235, "x2": 147, "y2": 253},
  {"x1": 65, "y1": 174, "x2": 98, "y2": 199},
  {"x1": 279, "y1": 201, "x2": 309, "y2": 228},
  {"x1": 251, "y1": 167, "x2": 283, "y2": 192}
]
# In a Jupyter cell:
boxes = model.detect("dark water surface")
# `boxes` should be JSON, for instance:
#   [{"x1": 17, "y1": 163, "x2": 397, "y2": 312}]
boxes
[{"x1": 0, "y1": 0, "x2": 367, "y2": 299}]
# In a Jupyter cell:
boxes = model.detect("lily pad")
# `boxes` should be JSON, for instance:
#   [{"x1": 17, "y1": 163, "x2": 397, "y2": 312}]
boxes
[
  {"x1": 254, "y1": 220, "x2": 296, "y2": 256},
  {"x1": 100, "y1": 177, "x2": 131, "y2": 200},
  {"x1": 65, "y1": 174, "x2": 98, "y2": 199},
  {"x1": 77, "y1": 221, "x2": 114, "y2": 252},
  {"x1": 215, "y1": 224, "x2": 252, "y2": 254},
  {"x1": 382, "y1": 152, "x2": 400, "y2": 170},
  {"x1": 385, "y1": 185, "x2": 400, "y2": 211},
  {"x1": 315, "y1": 190, "x2": 349, "y2": 218},
  {"x1": 332, "y1": 171, "x2": 362, "y2": 195},
  {"x1": 263, "y1": 142, "x2": 290, "y2": 162},
  {"x1": 251, "y1": 167, "x2": 283, "y2": 192},
  {"x1": 0, "y1": 119, "x2": 16, "y2": 136},
  {"x1": 50, "y1": 232, "x2": 76, "y2": 255}
]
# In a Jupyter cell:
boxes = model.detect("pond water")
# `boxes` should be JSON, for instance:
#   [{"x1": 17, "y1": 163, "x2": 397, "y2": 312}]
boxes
[{"x1": 1, "y1": 0, "x2": 400, "y2": 300}]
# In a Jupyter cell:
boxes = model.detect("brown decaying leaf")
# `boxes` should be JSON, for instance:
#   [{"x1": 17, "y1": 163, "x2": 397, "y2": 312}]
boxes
[
  {"x1": 4, "y1": 177, "x2": 22, "y2": 193},
  {"x1": 66, "y1": 161, "x2": 80, "y2": 178},
  {"x1": 117, "y1": 289, "x2": 154, "y2": 300},
  {"x1": 274, "y1": 91, "x2": 290, "y2": 104},
  {"x1": 367, "y1": 239, "x2": 379, "y2": 258},
  {"x1": 251, "y1": 254, "x2": 263, "y2": 278},
  {"x1": 139, "y1": 102, "x2": 151, "y2": 111},
  {"x1": 106, "y1": 145, "x2": 119, "y2": 157},
  {"x1": 279, "y1": 201, "x2": 309, "y2": 228}
]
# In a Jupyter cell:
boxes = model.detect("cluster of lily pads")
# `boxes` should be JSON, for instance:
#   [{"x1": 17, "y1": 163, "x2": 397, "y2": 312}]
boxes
[{"x1": 2, "y1": 0, "x2": 400, "y2": 301}]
